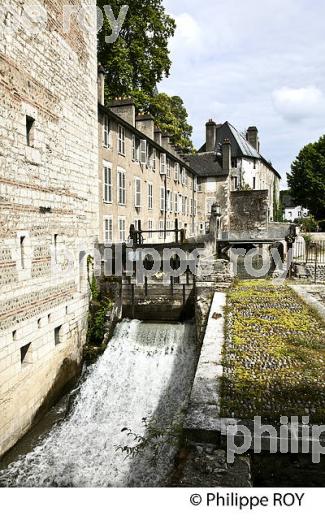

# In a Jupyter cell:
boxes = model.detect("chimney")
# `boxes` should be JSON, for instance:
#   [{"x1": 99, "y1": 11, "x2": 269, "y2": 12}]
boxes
[
  {"x1": 246, "y1": 126, "x2": 260, "y2": 151},
  {"x1": 98, "y1": 63, "x2": 106, "y2": 105},
  {"x1": 154, "y1": 127, "x2": 162, "y2": 146},
  {"x1": 136, "y1": 113, "x2": 155, "y2": 140},
  {"x1": 109, "y1": 98, "x2": 136, "y2": 127},
  {"x1": 161, "y1": 134, "x2": 170, "y2": 150},
  {"x1": 222, "y1": 138, "x2": 231, "y2": 176},
  {"x1": 206, "y1": 119, "x2": 217, "y2": 152}
]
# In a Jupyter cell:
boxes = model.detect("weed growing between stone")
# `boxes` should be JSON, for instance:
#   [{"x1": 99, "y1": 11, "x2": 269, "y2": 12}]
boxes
[{"x1": 221, "y1": 280, "x2": 325, "y2": 423}]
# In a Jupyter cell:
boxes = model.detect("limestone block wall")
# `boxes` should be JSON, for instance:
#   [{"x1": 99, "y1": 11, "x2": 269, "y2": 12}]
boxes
[{"x1": 0, "y1": 1, "x2": 98, "y2": 456}]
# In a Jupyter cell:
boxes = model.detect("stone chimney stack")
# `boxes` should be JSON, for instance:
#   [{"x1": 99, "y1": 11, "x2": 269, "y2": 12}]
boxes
[
  {"x1": 136, "y1": 113, "x2": 155, "y2": 140},
  {"x1": 206, "y1": 119, "x2": 217, "y2": 152},
  {"x1": 98, "y1": 64, "x2": 106, "y2": 105},
  {"x1": 246, "y1": 126, "x2": 260, "y2": 152},
  {"x1": 154, "y1": 127, "x2": 162, "y2": 146},
  {"x1": 222, "y1": 138, "x2": 232, "y2": 176},
  {"x1": 109, "y1": 98, "x2": 136, "y2": 126},
  {"x1": 161, "y1": 134, "x2": 170, "y2": 150}
]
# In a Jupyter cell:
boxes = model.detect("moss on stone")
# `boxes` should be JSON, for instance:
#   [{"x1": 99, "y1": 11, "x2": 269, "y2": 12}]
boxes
[{"x1": 221, "y1": 280, "x2": 325, "y2": 423}]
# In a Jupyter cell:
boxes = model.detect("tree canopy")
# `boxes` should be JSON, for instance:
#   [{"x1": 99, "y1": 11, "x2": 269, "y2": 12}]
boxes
[
  {"x1": 132, "y1": 91, "x2": 195, "y2": 153},
  {"x1": 287, "y1": 135, "x2": 325, "y2": 220},
  {"x1": 97, "y1": 0, "x2": 194, "y2": 152},
  {"x1": 97, "y1": 0, "x2": 176, "y2": 97}
]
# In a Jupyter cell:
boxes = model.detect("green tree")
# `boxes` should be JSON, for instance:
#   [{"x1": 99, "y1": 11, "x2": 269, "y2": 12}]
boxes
[
  {"x1": 97, "y1": 0, "x2": 176, "y2": 98},
  {"x1": 287, "y1": 135, "x2": 325, "y2": 220},
  {"x1": 132, "y1": 91, "x2": 194, "y2": 153}
]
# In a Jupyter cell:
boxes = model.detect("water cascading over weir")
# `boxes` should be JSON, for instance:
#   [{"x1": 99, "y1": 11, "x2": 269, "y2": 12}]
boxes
[{"x1": 0, "y1": 320, "x2": 198, "y2": 487}]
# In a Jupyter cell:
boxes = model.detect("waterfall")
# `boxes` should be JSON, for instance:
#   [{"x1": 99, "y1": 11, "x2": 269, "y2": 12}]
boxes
[{"x1": 0, "y1": 320, "x2": 197, "y2": 488}]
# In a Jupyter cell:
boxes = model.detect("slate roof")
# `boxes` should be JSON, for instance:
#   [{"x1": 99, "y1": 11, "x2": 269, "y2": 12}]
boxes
[
  {"x1": 186, "y1": 152, "x2": 224, "y2": 178},
  {"x1": 194, "y1": 121, "x2": 281, "y2": 179},
  {"x1": 227, "y1": 122, "x2": 260, "y2": 159}
]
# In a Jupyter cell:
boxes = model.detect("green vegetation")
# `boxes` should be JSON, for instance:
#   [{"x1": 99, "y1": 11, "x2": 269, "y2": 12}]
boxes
[
  {"x1": 221, "y1": 280, "x2": 325, "y2": 423},
  {"x1": 287, "y1": 134, "x2": 325, "y2": 220},
  {"x1": 132, "y1": 91, "x2": 195, "y2": 153},
  {"x1": 98, "y1": 0, "x2": 175, "y2": 99},
  {"x1": 97, "y1": 0, "x2": 194, "y2": 152},
  {"x1": 86, "y1": 256, "x2": 113, "y2": 362}
]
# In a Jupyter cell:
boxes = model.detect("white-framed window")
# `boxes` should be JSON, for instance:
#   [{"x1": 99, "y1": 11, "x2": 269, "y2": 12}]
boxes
[
  {"x1": 167, "y1": 190, "x2": 171, "y2": 212},
  {"x1": 160, "y1": 187, "x2": 165, "y2": 212},
  {"x1": 194, "y1": 177, "x2": 198, "y2": 192},
  {"x1": 104, "y1": 216, "x2": 113, "y2": 243},
  {"x1": 148, "y1": 183, "x2": 153, "y2": 210},
  {"x1": 118, "y1": 125, "x2": 125, "y2": 155},
  {"x1": 103, "y1": 162, "x2": 112, "y2": 203},
  {"x1": 132, "y1": 135, "x2": 138, "y2": 161},
  {"x1": 118, "y1": 217, "x2": 126, "y2": 242},
  {"x1": 170, "y1": 192, "x2": 173, "y2": 212},
  {"x1": 151, "y1": 148, "x2": 156, "y2": 171},
  {"x1": 166, "y1": 220, "x2": 171, "y2": 236},
  {"x1": 160, "y1": 153, "x2": 166, "y2": 175},
  {"x1": 166, "y1": 158, "x2": 171, "y2": 178},
  {"x1": 185, "y1": 196, "x2": 189, "y2": 216},
  {"x1": 159, "y1": 220, "x2": 164, "y2": 239},
  {"x1": 174, "y1": 193, "x2": 178, "y2": 213},
  {"x1": 103, "y1": 115, "x2": 111, "y2": 148},
  {"x1": 181, "y1": 168, "x2": 186, "y2": 185},
  {"x1": 117, "y1": 169, "x2": 126, "y2": 205},
  {"x1": 178, "y1": 194, "x2": 182, "y2": 215},
  {"x1": 134, "y1": 177, "x2": 141, "y2": 208},
  {"x1": 182, "y1": 195, "x2": 186, "y2": 215},
  {"x1": 148, "y1": 219, "x2": 153, "y2": 239},
  {"x1": 134, "y1": 219, "x2": 141, "y2": 231},
  {"x1": 140, "y1": 139, "x2": 147, "y2": 165},
  {"x1": 175, "y1": 163, "x2": 180, "y2": 182}
]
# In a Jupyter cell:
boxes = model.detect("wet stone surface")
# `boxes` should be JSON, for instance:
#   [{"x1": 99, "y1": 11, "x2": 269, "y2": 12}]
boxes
[{"x1": 170, "y1": 442, "x2": 252, "y2": 487}]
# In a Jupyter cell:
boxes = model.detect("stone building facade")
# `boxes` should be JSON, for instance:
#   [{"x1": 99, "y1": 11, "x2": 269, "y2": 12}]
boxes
[
  {"x1": 187, "y1": 121, "x2": 281, "y2": 235},
  {"x1": 98, "y1": 82, "x2": 199, "y2": 244},
  {"x1": 0, "y1": 1, "x2": 98, "y2": 456}
]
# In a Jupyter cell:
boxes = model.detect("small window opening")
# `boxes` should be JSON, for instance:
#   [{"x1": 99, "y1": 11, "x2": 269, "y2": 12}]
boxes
[
  {"x1": 20, "y1": 236, "x2": 26, "y2": 269},
  {"x1": 26, "y1": 116, "x2": 35, "y2": 147},
  {"x1": 55, "y1": 326, "x2": 62, "y2": 346},
  {"x1": 21, "y1": 343, "x2": 31, "y2": 365}
]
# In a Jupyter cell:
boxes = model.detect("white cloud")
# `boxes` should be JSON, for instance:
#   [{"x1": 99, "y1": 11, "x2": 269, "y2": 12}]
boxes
[
  {"x1": 169, "y1": 13, "x2": 202, "y2": 54},
  {"x1": 161, "y1": 0, "x2": 325, "y2": 180},
  {"x1": 272, "y1": 86, "x2": 325, "y2": 121}
]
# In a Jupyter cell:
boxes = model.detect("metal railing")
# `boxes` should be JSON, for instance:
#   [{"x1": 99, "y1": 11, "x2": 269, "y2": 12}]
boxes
[{"x1": 293, "y1": 239, "x2": 325, "y2": 264}]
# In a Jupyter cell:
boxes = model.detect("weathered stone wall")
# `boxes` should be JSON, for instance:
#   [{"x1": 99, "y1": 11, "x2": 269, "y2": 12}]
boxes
[
  {"x1": 228, "y1": 190, "x2": 269, "y2": 239},
  {"x1": 0, "y1": 1, "x2": 98, "y2": 455}
]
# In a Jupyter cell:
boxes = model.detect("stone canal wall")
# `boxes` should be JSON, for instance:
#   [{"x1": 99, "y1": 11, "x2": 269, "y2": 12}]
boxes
[{"x1": 0, "y1": 1, "x2": 98, "y2": 456}]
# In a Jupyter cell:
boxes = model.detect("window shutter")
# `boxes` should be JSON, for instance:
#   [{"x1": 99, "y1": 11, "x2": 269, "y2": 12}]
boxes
[
  {"x1": 140, "y1": 140, "x2": 147, "y2": 165},
  {"x1": 160, "y1": 153, "x2": 166, "y2": 175}
]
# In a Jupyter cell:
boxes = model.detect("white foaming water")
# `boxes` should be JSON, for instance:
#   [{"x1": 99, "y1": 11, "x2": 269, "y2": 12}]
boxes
[{"x1": 0, "y1": 320, "x2": 197, "y2": 487}]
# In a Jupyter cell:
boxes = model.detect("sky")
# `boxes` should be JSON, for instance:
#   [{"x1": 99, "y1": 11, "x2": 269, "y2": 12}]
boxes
[{"x1": 160, "y1": 0, "x2": 325, "y2": 188}]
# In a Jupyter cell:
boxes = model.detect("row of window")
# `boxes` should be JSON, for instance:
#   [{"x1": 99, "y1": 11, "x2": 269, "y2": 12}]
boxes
[
  {"x1": 18, "y1": 324, "x2": 64, "y2": 368},
  {"x1": 103, "y1": 217, "x2": 192, "y2": 243},
  {"x1": 104, "y1": 163, "x2": 197, "y2": 212},
  {"x1": 160, "y1": 188, "x2": 197, "y2": 216},
  {"x1": 103, "y1": 116, "x2": 196, "y2": 187}
]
